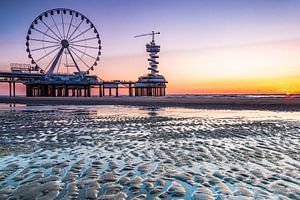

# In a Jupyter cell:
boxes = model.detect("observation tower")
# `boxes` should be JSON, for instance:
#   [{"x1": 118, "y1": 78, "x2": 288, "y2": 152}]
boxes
[{"x1": 134, "y1": 31, "x2": 167, "y2": 96}]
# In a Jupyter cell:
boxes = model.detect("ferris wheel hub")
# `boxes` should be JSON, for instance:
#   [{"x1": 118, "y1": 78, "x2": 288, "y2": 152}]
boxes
[{"x1": 61, "y1": 39, "x2": 69, "y2": 48}]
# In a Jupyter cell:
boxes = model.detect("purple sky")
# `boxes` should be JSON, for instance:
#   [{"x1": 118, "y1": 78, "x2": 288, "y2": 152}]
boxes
[{"x1": 0, "y1": 0, "x2": 300, "y2": 94}]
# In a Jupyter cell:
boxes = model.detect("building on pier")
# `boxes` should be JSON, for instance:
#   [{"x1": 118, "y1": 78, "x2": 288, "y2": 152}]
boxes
[{"x1": 24, "y1": 73, "x2": 99, "y2": 97}]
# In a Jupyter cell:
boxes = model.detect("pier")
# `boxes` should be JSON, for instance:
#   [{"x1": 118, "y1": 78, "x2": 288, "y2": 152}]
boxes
[
  {"x1": 0, "y1": 72, "x2": 137, "y2": 97},
  {"x1": 0, "y1": 8, "x2": 167, "y2": 97}
]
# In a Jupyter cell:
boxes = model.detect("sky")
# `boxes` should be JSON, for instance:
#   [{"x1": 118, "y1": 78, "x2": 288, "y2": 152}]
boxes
[{"x1": 0, "y1": 0, "x2": 300, "y2": 94}]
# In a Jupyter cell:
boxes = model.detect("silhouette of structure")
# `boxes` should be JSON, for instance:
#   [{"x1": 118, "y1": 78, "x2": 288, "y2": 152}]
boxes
[
  {"x1": 134, "y1": 31, "x2": 167, "y2": 96},
  {"x1": 0, "y1": 9, "x2": 167, "y2": 97}
]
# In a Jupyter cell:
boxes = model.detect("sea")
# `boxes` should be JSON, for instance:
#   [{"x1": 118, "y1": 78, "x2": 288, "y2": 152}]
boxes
[{"x1": 166, "y1": 94, "x2": 300, "y2": 98}]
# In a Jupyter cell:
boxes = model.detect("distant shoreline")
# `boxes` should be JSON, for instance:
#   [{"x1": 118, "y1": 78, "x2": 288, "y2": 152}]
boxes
[{"x1": 1, "y1": 96, "x2": 300, "y2": 111}]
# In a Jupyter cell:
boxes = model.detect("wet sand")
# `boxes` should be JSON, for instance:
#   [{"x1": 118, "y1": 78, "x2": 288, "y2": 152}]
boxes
[
  {"x1": 0, "y1": 105, "x2": 299, "y2": 199},
  {"x1": 0, "y1": 96, "x2": 300, "y2": 111}
]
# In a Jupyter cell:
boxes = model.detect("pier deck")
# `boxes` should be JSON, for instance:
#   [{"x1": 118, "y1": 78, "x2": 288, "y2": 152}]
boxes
[{"x1": 0, "y1": 71, "x2": 139, "y2": 97}]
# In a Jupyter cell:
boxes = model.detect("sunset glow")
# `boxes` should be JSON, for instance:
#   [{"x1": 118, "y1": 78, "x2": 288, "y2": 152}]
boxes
[{"x1": 0, "y1": 0, "x2": 300, "y2": 94}]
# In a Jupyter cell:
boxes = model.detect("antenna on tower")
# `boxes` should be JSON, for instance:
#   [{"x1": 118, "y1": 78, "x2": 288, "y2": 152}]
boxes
[{"x1": 134, "y1": 31, "x2": 160, "y2": 42}]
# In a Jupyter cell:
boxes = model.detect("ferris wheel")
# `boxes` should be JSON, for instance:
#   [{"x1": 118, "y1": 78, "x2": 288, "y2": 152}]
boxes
[{"x1": 26, "y1": 8, "x2": 101, "y2": 75}]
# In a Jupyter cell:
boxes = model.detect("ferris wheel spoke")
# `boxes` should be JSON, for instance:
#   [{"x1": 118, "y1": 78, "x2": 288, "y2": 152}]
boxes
[
  {"x1": 40, "y1": 20, "x2": 61, "y2": 41},
  {"x1": 31, "y1": 44, "x2": 60, "y2": 52},
  {"x1": 32, "y1": 28, "x2": 60, "y2": 42},
  {"x1": 67, "y1": 48, "x2": 81, "y2": 72},
  {"x1": 61, "y1": 12, "x2": 66, "y2": 39},
  {"x1": 69, "y1": 27, "x2": 93, "y2": 42},
  {"x1": 70, "y1": 46, "x2": 96, "y2": 60},
  {"x1": 69, "y1": 47, "x2": 90, "y2": 69},
  {"x1": 67, "y1": 20, "x2": 84, "y2": 41},
  {"x1": 66, "y1": 13, "x2": 74, "y2": 39},
  {"x1": 51, "y1": 15, "x2": 63, "y2": 39},
  {"x1": 71, "y1": 44, "x2": 99, "y2": 50},
  {"x1": 47, "y1": 47, "x2": 64, "y2": 74},
  {"x1": 70, "y1": 37, "x2": 98, "y2": 44},
  {"x1": 29, "y1": 38, "x2": 59, "y2": 44},
  {"x1": 35, "y1": 46, "x2": 61, "y2": 62}
]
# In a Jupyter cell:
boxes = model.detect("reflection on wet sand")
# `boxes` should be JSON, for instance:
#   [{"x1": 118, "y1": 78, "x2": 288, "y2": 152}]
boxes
[{"x1": 0, "y1": 105, "x2": 299, "y2": 199}]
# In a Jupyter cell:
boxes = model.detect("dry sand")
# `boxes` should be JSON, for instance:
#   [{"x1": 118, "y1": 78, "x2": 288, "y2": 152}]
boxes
[{"x1": 1, "y1": 96, "x2": 300, "y2": 111}]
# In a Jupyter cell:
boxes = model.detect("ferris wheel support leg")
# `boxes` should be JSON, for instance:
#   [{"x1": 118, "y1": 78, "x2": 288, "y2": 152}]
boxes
[
  {"x1": 67, "y1": 48, "x2": 81, "y2": 73},
  {"x1": 47, "y1": 47, "x2": 64, "y2": 75}
]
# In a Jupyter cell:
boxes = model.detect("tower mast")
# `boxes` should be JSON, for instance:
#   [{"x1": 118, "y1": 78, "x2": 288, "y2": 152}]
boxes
[{"x1": 134, "y1": 31, "x2": 160, "y2": 76}]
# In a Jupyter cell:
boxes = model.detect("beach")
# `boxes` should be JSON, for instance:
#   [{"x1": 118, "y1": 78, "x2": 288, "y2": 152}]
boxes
[
  {"x1": 0, "y1": 96, "x2": 300, "y2": 111},
  {"x1": 0, "y1": 104, "x2": 299, "y2": 199},
  {"x1": 1, "y1": 0, "x2": 300, "y2": 199}
]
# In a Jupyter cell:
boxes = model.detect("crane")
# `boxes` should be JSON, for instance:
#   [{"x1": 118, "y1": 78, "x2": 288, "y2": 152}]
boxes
[{"x1": 134, "y1": 31, "x2": 160, "y2": 42}]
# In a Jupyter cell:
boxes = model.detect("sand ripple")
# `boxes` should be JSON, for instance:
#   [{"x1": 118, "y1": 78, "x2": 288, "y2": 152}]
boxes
[{"x1": 0, "y1": 105, "x2": 299, "y2": 199}]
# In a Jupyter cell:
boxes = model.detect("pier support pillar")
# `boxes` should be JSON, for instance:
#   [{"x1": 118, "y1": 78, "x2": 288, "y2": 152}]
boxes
[
  {"x1": 129, "y1": 87, "x2": 132, "y2": 96},
  {"x1": 37, "y1": 86, "x2": 41, "y2": 96},
  {"x1": 9, "y1": 82, "x2": 12, "y2": 97},
  {"x1": 12, "y1": 82, "x2": 16, "y2": 97},
  {"x1": 84, "y1": 86, "x2": 87, "y2": 97},
  {"x1": 99, "y1": 85, "x2": 102, "y2": 97},
  {"x1": 128, "y1": 84, "x2": 132, "y2": 96},
  {"x1": 134, "y1": 88, "x2": 138, "y2": 96},
  {"x1": 109, "y1": 88, "x2": 112, "y2": 96},
  {"x1": 26, "y1": 85, "x2": 29, "y2": 97},
  {"x1": 50, "y1": 85, "x2": 55, "y2": 97},
  {"x1": 64, "y1": 85, "x2": 68, "y2": 97},
  {"x1": 87, "y1": 86, "x2": 91, "y2": 97},
  {"x1": 116, "y1": 86, "x2": 119, "y2": 97},
  {"x1": 40, "y1": 85, "x2": 45, "y2": 96}
]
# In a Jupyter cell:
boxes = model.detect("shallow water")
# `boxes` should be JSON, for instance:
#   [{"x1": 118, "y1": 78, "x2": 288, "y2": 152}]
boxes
[{"x1": 0, "y1": 105, "x2": 299, "y2": 199}]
